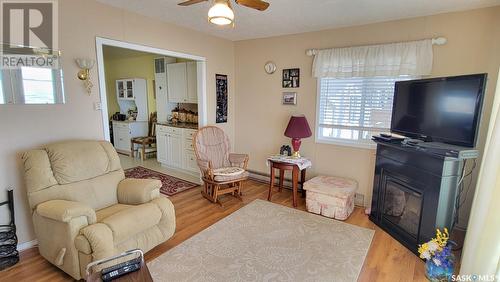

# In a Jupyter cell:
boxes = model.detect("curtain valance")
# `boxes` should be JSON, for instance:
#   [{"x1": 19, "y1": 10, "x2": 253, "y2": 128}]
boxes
[{"x1": 312, "y1": 39, "x2": 433, "y2": 78}]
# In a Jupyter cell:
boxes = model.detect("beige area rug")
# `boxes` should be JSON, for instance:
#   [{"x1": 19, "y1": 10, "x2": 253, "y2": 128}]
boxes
[{"x1": 148, "y1": 199, "x2": 374, "y2": 282}]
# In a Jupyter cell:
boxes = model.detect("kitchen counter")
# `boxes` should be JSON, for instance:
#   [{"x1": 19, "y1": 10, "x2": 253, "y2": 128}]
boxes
[
  {"x1": 157, "y1": 121, "x2": 199, "y2": 130},
  {"x1": 111, "y1": 119, "x2": 146, "y2": 123}
]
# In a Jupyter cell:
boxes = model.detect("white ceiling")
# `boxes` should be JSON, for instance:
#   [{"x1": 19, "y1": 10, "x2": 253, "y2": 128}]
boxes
[{"x1": 96, "y1": 0, "x2": 500, "y2": 41}]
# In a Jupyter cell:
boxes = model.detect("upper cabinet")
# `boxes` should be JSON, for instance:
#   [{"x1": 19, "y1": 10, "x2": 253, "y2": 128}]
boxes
[
  {"x1": 115, "y1": 78, "x2": 148, "y2": 121},
  {"x1": 186, "y1": 62, "x2": 198, "y2": 103},
  {"x1": 166, "y1": 62, "x2": 198, "y2": 104},
  {"x1": 166, "y1": 62, "x2": 187, "y2": 103}
]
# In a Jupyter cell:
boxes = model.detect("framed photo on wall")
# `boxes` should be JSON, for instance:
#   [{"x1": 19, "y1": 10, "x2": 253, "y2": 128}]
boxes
[
  {"x1": 216, "y1": 74, "x2": 228, "y2": 123},
  {"x1": 282, "y1": 68, "x2": 300, "y2": 88},
  {"x1": 282, "y1": 92, "x2": 297, "y2": 105}
]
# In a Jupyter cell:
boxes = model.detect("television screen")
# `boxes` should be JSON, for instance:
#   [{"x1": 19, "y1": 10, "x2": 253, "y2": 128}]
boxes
[{"x1": 391, "y1": 74, "x2": 486, "y2": 147}]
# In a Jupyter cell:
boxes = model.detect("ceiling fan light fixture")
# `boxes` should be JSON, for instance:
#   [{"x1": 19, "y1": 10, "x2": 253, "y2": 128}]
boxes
[{"x1": 208, "y1": 0, "x2": 234, "y2": 25}]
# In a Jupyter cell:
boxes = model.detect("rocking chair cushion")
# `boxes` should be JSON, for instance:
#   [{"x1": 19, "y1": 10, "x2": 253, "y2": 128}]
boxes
[
  {"x1": 212, "y1": 167, "x2": 245, "y2": 176},
  {"x1": 213, "y1": 171, "x2": 249, "y2": 182}
]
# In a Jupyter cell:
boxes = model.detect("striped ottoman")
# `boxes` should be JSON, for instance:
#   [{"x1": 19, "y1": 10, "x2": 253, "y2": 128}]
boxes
[{"x1": 304, "y1": 175, "x2": 358, "y2": 220}]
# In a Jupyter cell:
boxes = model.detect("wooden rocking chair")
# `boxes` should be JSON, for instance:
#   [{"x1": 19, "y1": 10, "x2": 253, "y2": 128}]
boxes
[{"x1": 193, "y1": 126, "x2": 249, "y2": 206}]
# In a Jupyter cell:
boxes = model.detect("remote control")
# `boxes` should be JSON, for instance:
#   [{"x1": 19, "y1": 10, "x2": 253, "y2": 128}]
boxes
[
  {"x1": 101, "y1": 257, "x2": 142, "y2": 281},
  {"x1": 101, "y1": 262, "x2": 141, "y2": 281}
]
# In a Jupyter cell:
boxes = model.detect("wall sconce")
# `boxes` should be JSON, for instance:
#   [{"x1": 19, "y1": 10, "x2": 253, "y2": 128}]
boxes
[{"x1": 75, "y1": 58, "x2": 95, "y2": 95}]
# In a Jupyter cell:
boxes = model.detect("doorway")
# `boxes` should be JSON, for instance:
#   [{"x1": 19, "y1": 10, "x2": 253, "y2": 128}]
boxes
[{"x1": 95, "y1": 37, "x2": 207, "y2": 142}]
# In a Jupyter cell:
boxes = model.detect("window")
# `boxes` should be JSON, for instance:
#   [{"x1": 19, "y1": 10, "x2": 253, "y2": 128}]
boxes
[
  {"x1": 0, "y1": 67, "x2": 64, "y2": 105},
  {"x1": 316, "y1": 76, "x2": 413, "y2": 148},
  {"x1": 21, "y1": 67, "x2": 55, "y2": 104}
]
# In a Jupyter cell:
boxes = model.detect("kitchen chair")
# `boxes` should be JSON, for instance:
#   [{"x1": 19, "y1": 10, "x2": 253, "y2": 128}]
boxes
[{"x1": 131, "y1": 112, "x2": 157, "y2": 161}]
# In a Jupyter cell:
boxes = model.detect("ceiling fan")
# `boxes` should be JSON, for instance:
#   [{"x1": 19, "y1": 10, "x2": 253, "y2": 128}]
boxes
[{"x1": 178, "y1": 0, "x2": 270, "y2": 26}]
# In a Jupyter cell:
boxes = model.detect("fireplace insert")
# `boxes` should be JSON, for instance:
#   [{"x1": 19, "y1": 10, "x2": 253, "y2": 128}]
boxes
[{"x1": 370, "y1": 140, "x2": 466, "y2": 254}]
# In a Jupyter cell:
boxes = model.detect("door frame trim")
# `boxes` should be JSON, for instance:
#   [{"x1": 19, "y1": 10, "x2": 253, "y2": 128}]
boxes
[{"x1": 95, "y1": 36, "x2": 207, "y2": 141}]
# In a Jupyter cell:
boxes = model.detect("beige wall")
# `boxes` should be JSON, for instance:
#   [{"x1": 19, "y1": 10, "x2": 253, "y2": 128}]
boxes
[
  {"x1": 0, "y1": 0, "x2": 235, "y2": 244},
  {"x1": 234, "y1": 7, "x2": 500, "y2": 227},
  {"x1": 460, "y1": 68, "x2": 500, "y2": 276},
  {"x1": 104, "y1": 53, "x2": 158, "y2": 119}
]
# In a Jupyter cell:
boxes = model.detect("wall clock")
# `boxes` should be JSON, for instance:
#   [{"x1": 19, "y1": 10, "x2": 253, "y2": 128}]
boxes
[{"x1": 264, "y1": 61, "x2": 277, "y2": 74}]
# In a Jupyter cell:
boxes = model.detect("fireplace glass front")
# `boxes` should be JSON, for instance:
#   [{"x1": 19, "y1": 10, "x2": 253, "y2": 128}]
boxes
[{"x1": 382, "y1": 179, "x2": 422, "y2": 239}]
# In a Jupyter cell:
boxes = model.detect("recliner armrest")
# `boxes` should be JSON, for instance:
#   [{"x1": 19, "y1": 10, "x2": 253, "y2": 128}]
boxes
[
  {"x1": 117, "y1": 178, "x2": 162, "y2": 205},
  {"x1": 229, "y1": 153, "x2": 249, "y2": 169},
  {"x1": 36, "y1": 200, "x2": 96, "y2": 224}
]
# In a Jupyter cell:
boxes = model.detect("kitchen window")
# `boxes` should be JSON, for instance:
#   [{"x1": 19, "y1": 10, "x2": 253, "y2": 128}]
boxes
[{"x1": 316, "y1": 76, "x2": 413, "y2": 148}]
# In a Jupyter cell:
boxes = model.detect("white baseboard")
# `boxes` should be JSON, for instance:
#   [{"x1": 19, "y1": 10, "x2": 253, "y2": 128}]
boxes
[
  {"x1": 248, "y1": 171, "x2": 294, "y2": 189},
  {"x1": 17, "y1": 239, "x2": 38, "y2": 251},
  {"x1": 248, "y1": 171, "x2": 367, "y2": 207}
]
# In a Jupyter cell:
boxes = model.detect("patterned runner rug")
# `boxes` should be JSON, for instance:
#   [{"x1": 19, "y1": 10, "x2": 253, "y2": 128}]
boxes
[
  {"x1": 148, "y1": 199, "x2": 374, "y2": 282},
  {"x1": 124, "y1": 166, "x2": 198, "y2": 196}
]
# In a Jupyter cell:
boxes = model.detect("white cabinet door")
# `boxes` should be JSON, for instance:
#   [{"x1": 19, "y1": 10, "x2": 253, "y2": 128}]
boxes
[
  {"x1": 167, "y1": 133, "x2": 183, "y2": 168},
  {"x1": 167, "y1": 63, "x2": 187, "y2": 103},
  {"x1": 186, "y1": 62, "x2": 198, "y2": 103},
  {"x1": 114, "y1": 128, "x2": 130, "y2": 152},
  {"x1": 184, "y1": 150, "x2": 198, "y2": 172},
  {"x1": 156, "y1": 132, "x2": 167, "y2": 164}
]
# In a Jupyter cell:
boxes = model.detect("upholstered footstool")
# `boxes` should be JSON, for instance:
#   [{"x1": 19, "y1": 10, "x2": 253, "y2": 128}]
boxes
[{"x1": 304, "y1": 175, "x2": 358, "y2": 220}]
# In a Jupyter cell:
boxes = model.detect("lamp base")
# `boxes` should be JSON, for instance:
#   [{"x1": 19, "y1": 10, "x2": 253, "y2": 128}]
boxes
[{"x1": 291, "y1": 151, "x2": 301, "y2": 158}]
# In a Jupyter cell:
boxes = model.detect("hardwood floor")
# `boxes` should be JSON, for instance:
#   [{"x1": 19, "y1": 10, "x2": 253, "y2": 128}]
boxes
[{"x1": 0, "y1": 180, "x2": 429, "y2": 282}]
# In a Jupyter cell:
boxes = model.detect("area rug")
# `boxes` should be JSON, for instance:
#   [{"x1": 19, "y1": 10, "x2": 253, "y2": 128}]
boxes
[
  {"x1": 124, "y1": 166, "x2": 198, "y2": 196},
  {"x1": 148, "y1": 199, "x2": 374, "y2": 282}
]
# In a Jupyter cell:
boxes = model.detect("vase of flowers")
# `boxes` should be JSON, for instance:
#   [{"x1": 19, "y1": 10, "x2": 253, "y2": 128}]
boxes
[{"x1": 418, "y1": 228, "x2": 455, "y2": 282}]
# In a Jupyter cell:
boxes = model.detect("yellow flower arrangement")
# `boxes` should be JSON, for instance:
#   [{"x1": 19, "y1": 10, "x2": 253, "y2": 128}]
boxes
[{"x1": 418, "y1": 228, "x2": 449, "y2": 260}]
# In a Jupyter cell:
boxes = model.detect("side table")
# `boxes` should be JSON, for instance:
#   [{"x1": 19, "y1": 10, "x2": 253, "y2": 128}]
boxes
[{"x1": 267, "y1": 160, "x2": 308, "y2": 207}]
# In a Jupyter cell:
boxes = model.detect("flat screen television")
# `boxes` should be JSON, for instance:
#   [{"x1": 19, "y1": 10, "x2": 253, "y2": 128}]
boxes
[{"x1": 391, "y1": 74, "x2": 487, "y2": 147}]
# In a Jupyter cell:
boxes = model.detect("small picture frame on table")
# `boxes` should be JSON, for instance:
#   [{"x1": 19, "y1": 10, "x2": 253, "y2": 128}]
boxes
[{"x1": 282, "y1": 92, "x2": 297, "y2": 105}]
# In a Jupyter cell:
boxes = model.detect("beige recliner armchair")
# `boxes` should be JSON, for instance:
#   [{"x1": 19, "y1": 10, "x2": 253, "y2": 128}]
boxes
[{"x1": 22, "y1": 140, "x2": 176, "y2": 280}]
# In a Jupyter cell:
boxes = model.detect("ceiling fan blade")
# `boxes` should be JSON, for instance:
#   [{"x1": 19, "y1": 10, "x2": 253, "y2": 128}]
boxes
[
  {"x1": 235, "y1": 0, "x2": 270, "y2": 11},
  {"x1": 178, "y1": 0, "x2": 208, "y2": 6}
]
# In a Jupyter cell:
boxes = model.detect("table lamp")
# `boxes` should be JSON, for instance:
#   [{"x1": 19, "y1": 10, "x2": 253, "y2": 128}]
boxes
[{"x1": 284, "y1": 114, "x2": 312, "y2": 158}]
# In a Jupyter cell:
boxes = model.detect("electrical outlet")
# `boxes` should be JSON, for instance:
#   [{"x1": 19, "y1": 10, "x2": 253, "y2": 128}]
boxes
[{"x1": 354, "y1": 193, "x2": 364, "y2": 207}]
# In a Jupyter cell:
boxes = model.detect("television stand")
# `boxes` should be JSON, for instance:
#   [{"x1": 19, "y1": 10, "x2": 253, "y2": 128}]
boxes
[{"x1": 369, "y1": 139, "x2": 477, "y2": 255}]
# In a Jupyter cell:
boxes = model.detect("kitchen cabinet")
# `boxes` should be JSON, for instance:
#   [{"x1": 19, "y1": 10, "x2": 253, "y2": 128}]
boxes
[
  {"x1": 186, "y1": 62, "x2": 198, "y2": 103},
  {"x1": 166, "y1": 62, "x2": 198, "y2": 104},
  {"x1": 115, "y1": 78, "x2": 148, "y2": 122},
  {"x1": 156, "y1": 124, "x2": 199, "y2": 175},
  {"x1": 112, "y1": 121, "x2": 148, "y2": 153}
]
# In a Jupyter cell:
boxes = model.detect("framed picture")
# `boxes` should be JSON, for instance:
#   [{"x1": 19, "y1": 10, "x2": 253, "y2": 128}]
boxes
[
  {"x1": 282, "y1": 68, "x2": 300, "y2": 88},
  {"x1": 216, "y1": 74, "x2": 228, "y2": 123},
  {"x1": 282, "y1": 92, "x2": 297, "y2": 105}
]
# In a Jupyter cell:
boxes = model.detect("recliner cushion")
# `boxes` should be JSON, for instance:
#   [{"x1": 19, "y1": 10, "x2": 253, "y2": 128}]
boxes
[
  {"x1": 45, "y1": 141, "x2": 120, "y2": 184},
  {"x1": 101, "y1": 203, "x2": 162, "y2": 244},
  {"x1": 96, "y1": 204, "x2": 132, "y2": 222}
]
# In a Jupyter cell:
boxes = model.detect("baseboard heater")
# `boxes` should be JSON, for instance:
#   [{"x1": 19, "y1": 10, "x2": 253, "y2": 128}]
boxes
[{"x1": 248, "y1": 169, "x2": 295, "y2": 190}]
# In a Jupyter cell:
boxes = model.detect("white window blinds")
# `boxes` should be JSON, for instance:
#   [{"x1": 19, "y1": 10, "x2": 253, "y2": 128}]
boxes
[{"x1": 317, "y1": 76, "x2": 413, "y2": 145}]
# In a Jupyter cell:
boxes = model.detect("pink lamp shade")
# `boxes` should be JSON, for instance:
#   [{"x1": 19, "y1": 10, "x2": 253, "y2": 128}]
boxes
[
  {"x1": 284, "y1": 115, "x2": 312, "y2": 138},
  {"x1": 284, "y1": 115, "x2": 312, "y2": 157}
]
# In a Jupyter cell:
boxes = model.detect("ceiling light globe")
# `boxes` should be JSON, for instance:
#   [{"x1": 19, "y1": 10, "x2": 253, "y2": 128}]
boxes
[{"x1": 208, "y1": 2, "x2": 234, "y2": 25}]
